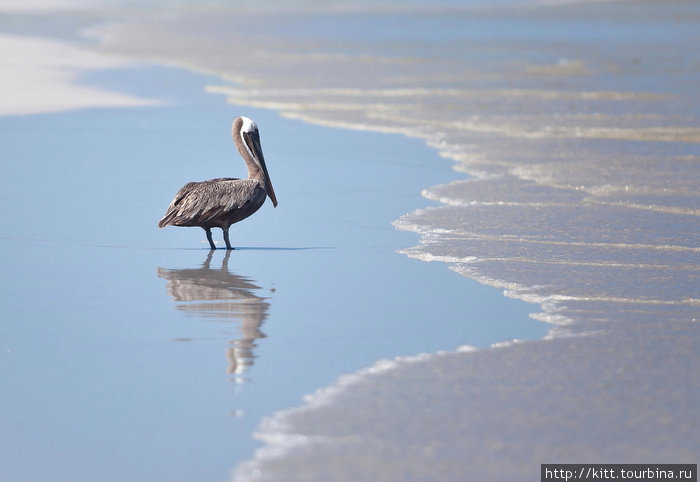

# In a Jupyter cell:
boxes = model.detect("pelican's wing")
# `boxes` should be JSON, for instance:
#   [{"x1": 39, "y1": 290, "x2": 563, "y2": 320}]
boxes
[{"x1": 158, "y1": 178, "x2": 263, "y2": 227}]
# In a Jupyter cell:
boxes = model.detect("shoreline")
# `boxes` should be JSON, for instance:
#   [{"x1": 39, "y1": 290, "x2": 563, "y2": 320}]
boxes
[
  {"x1": 234, "y1": 322, "x2": 698, "y2": 482},
  {"x1": 97, "y1": 3, "x2": 695, "y2": 478},
  {"x1": 1, "y1": 2, "x2": 698, "y2": 480},
  {"x1": 0, "y1": 57, "x2": 548, "y2": 482},
  {"x1": 92, "y1": 0, "x2": 699, "y2": 327}
]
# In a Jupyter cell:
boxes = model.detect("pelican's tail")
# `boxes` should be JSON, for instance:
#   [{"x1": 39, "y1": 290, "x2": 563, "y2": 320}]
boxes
[
  {"x1": 158, "y1": 212, "x2": 174, "y2": 228},
  {"x1": 158, "y1": 217, "x2": 171, "y2": 228}
]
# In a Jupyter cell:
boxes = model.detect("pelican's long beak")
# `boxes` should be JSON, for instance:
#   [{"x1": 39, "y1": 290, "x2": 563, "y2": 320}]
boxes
[
  {"x1": 247, "y1": 132, "x2": 278, "y2": 207},
  {"x1": 265, "y1": 172, "x2": 278, "y2": 208}
]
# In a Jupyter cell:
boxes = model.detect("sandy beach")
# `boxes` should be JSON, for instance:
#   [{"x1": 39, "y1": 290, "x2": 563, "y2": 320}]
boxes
[{"x1": 1, "y1": 1, "x2": 698, "y2": 481}]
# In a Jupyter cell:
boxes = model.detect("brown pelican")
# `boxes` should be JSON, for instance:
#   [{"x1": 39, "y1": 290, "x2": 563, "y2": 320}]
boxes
[{"x1": 158, "y1": 116, "x2": 277, "y2": 249}]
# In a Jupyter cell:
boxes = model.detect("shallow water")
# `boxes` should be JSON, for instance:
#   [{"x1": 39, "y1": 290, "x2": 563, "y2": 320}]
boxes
[
  {"x1": 79, "y1": 1, "x2": 699, "y2": 478},
  {"x1": 0, "y1": 63, "x2": 545, "y2": 481},
  {"x1": 93, "y1": 1, "x2": 699, "y2": 325},
  {"x1": 1, "y1": 1, "x2": 698, "y2": 479}
]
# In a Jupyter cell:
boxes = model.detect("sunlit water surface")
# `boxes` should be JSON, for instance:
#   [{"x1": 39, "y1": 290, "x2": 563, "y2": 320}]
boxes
[
  {"x1": 1, "y1": 0, "x2": 698, "y2": 479},
  {"x1": 0, "y1": 65, "x2": 544, "y2": 481}
]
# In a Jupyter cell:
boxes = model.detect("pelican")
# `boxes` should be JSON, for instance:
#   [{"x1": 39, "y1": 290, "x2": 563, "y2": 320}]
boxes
[{"x1": 158, "y1": 116, "x2": 277, "y2": 250}]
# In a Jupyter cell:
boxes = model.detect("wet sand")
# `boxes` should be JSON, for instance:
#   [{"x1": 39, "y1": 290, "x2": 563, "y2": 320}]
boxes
[
  {"x1": 235, "y1": 326, "x2": 698, "y2": 481},
  {"x1": 1, "y1": 1, "x2": 698, "y2": 480}
]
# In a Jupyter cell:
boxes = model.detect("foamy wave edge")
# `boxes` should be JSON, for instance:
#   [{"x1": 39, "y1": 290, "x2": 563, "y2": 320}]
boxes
[{"x1": 232, "y1": 340, "x2": 557, "y2": 482}]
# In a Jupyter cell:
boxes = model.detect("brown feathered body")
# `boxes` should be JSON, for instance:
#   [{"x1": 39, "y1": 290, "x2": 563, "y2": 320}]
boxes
[{"x1": 157, "y1": 178, "x2": 267, "y2": 230}]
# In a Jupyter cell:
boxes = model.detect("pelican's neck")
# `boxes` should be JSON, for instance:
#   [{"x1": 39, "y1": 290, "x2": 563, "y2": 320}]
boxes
[{"x1": 245, "y1": 158, "x2": 266, "y2": 183}]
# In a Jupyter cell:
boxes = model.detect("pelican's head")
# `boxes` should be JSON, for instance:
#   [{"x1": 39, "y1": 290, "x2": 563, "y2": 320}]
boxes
[
  {"x1": 240, "y1": 116, "x2": 258, "y2": 134},
  {"x1": 232, "y1": 116, "x2": 278, "y2": 208}
]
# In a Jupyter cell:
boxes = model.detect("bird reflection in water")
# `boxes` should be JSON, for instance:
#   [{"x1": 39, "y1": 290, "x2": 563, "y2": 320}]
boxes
[{"x1": 157, "y1": 250, "x2": 269, "y2": 381}]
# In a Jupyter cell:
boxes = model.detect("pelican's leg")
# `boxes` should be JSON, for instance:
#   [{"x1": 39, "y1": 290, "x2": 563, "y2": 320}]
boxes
[
  {"x1": 223, "y1": 227, "x2": 234, "y2": 250},
  {"x1": 204, "y1": 227, "x2": 216, "y2": 250}
]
